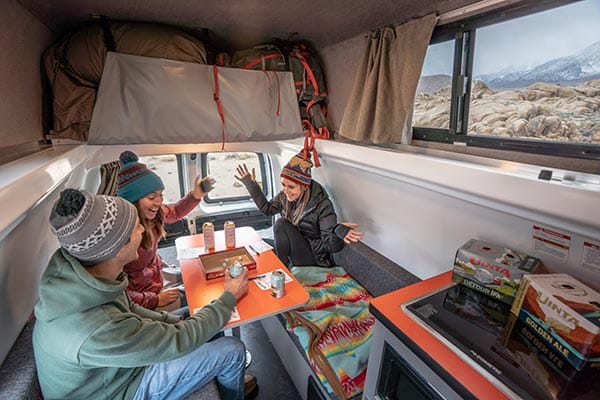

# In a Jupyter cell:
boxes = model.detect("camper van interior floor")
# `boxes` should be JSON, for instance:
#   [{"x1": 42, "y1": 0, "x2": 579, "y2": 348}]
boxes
[{"x1": 157, "y1": 246, "x2": 302, "y2": 400}]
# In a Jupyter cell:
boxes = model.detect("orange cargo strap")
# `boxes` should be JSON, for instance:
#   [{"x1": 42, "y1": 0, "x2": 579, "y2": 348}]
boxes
[
  {"x1": 302, "y1": 121, "x2": 321, "y2": 168},
  {"x1": 292, "y1": 47, "x2": 319, "y2": 94},
  {"x1": 212, "y1": 65, "x2": 226, "y2": 150}
]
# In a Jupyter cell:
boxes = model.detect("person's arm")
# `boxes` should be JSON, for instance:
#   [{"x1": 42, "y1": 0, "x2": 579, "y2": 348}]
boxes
[
  {"x1": 334, "y1": 223, "x2": 363, "y2": 244},
  {"x1": 126, "y1": 286, "x2": 159, "y2": 310},
  {"x1": 318, "y1": 201, "x2": 364, "y2": 255},
  {"x1": 78, "y1": 291, "x2": 236, "y2": 367},
  {"x1": 78, "y1": 270, "x2": 248, "y2": 368},
  {"x1": 235, "y1": 164, "x2": 284, "y2": 216},
  {"x1": 163, "y1": 176, "x2": 215, "y2": 224},
  {"x1": 129, "y1": 299, "x2": 181, "y2": 324},
  {"x1": 317, "y1": 200, "x2": 346, "y2": 254}
]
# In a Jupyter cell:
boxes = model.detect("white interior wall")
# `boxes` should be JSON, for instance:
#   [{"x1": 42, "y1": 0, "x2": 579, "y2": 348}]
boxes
[
  {"x1": 310, "y1": 140, "x2": 599, "y2": 288},
  {"x1": 0, "y1": 187, "x2": 61, "y2": 363},
  {"x1": 0, "y1": 146, "x2": 89, "y2": 363}
]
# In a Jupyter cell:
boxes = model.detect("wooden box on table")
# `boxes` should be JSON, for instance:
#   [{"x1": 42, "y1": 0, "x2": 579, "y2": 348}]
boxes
[{"x1": 199, "y1": 246, "x2": 256, "y2": 280}]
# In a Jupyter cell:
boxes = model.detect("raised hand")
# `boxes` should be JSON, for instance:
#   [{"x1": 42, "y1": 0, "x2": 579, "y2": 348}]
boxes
[
  {"x1": 192, "y1": 176, "x2": 216, "y2": 200},
  {"x1": 340, "y1": 222, "x2": 364, "y2": 244},
  {"x1": 234, "y1": 164, "x2": 256, "y2": 182}
]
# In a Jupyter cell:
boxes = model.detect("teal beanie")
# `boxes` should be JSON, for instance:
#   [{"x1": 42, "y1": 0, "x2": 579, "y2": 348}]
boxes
[{"x1": 116, "y1": 151, "x2": 165, "y2": 203}]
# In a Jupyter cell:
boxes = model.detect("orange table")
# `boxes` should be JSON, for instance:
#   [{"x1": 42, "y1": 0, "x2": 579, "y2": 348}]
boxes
[{"x1": 176, "y1": 226, "x2": 309, "y2": 329}]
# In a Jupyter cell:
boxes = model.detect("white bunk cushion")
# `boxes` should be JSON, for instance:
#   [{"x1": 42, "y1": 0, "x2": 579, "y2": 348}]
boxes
[{"x1": 89, "y1": 52, "x2": 302, "y2": 145}]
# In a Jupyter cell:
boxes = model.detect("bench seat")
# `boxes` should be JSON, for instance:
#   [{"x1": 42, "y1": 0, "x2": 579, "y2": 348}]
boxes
[
  {"x1": 0, "y1": 318, "x2": 42, "y2": 400},
  {"x1": 263, "y1": 242, "x2": 420, "y2": 400}
]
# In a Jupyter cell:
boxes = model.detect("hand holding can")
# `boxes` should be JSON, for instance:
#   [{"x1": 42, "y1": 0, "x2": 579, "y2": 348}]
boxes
[{"x1": 229, "y1": 257, "x2": 243, "y2": 278}]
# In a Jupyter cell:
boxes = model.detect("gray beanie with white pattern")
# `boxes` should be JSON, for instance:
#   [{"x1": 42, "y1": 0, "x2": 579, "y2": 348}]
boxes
[{"x1": 49, "y1": 189, "x2": 137, "y2": 263}]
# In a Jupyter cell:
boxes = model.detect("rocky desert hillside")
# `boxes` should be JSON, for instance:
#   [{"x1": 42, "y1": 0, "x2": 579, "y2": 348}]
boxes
[{"x1": 413, "y1": 79, "x2": 600, "y2": 144}]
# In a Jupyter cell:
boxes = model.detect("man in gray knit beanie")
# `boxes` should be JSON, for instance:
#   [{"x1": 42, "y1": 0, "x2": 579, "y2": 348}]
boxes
[
  {"x1": 34, "y1": 188, "x2": 251, "y2": 400},
  {"x1": 49, "y1": 189, "x2": 137, "y2": 263}
]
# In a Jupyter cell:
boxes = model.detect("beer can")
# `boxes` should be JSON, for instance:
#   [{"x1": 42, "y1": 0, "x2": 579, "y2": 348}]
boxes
[
  {"x1": 224, "y1": 220, "x2": 236, "y2": 248},
  {"x1": 271, "y1": 270, "x2": 285, "y2": 298},
  {"x1": 202, "y1": 221, "x2": 215, "y2": 251},
  {"x1": 229, "y1": 257, "x2": 243, "y2": 278}
]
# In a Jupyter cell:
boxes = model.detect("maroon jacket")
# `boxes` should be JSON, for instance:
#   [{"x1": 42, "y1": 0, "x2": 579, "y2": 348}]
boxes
[{"x1": 124, "y1": 193, "x2": 199, "y2": 309}]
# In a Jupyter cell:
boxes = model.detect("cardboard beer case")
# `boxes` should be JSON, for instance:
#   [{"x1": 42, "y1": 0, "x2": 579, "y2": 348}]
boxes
[
  {"x1": 452, "y1": 239, "x2": 541, "y2": 306},
  {"x1": 503, "y1": 312, "x2": 600, "y2": 375},
  {"x1": 503, "y1": 314, "x2": 599, "y2": 400},
  {"x1": 510, "y1": 273, "x2": 600, "y2": 365},
  {"x1": 198, "y1": 246, "x2": 256, "y2": 280}
]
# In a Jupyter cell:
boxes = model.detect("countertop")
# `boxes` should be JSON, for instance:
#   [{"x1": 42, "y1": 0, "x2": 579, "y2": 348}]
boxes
[{"x1": 369, "y1": 270, "x2": 511, "y2": 400}]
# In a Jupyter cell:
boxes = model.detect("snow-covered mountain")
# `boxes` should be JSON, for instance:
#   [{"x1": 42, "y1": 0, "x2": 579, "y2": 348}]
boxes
[{"x1": 477, "y1": 41, "x2": 600, "y2": 89}]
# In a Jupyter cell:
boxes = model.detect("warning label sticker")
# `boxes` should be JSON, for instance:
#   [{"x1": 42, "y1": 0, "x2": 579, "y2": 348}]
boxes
[
  {"x1": 532, "y1": 225, "x2": 571, "y2": 261},
  {"x1": 582, "y1": 241, "x2": 600, "y2": 272}
]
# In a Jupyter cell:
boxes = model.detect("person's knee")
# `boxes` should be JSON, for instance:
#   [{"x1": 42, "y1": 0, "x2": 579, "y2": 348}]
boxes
[
  {"x1": 213, "y1": 336, "x2": 245, "y2": 365},
  {"x1": 273, "y1": 218, "x2": 292, "y2": 235},
  {"x1": 274, "y1": 218, "x2": 297, "y2": 242}
]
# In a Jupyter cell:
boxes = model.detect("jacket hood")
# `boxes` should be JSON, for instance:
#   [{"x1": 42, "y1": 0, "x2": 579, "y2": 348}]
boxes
[{"x1": 35, "y1": 249, "x2": 128, "y2": 322}]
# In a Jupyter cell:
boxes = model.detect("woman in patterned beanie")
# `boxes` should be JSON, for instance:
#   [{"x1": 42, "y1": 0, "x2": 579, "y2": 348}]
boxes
[
  {"x1": 117, "y1": 151, "x2": 215, "y2": 317},
  {"x1": 235, "y1": 152, "x2": 363, "y2": 267}
]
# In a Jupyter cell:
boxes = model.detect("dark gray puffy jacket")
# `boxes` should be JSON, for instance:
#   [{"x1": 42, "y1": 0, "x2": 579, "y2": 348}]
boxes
[{"x1": 241, "y1": 177, "x2": 348, "y2": 267}]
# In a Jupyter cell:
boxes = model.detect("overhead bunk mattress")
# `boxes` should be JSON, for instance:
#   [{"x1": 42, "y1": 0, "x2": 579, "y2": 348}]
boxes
[{"x1": 89, "y1": 52, "x2": 303, "y2": 145}]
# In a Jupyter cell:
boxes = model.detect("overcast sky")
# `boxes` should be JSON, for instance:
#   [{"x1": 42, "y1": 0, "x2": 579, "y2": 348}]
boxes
[{"x1": 422, "y1": 0, "x2": 600, "y2": 76}]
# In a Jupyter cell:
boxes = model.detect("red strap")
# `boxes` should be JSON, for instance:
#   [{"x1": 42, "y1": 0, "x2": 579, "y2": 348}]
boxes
[
  {"x1": 291, "y1": 49, "x2": 319, "y2": 94},
  {"x1": 305, "y1": 99, "x2": 316, "y2": 113},
  {"x1": 273, "y1": 72, "x2": 281, "y2": 116},
  {"x1": 216, "y1": 53, "x2": 225, "y2": 66},
  {"x1": 212, "y1": 65, "x2": 226, "y2": 150},
  {"x1": 302, "y1": 120, "x2": 322, "y2": 168}
]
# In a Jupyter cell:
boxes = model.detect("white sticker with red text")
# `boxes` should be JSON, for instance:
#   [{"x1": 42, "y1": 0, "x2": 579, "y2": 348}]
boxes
[
  {"x1": 582, "y1": 240, "x2": 600, "y2": 272},
  {"x1": 532, "y1": 225, "x2": 571, "y2": 261}
]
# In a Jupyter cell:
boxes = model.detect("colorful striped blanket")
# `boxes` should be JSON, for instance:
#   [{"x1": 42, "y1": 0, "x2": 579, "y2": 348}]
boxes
[{"x1": 287, "y1": 266, "x2": 375, "y2": 400}]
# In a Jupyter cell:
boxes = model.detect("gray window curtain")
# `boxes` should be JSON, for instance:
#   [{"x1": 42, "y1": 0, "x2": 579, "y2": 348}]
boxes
[
  {"x1": 339, "y1": 13, "x2": 437, "y2": 144},
  {"x1": 97, "y1": 160, "x2": 121, "y2": 195}
]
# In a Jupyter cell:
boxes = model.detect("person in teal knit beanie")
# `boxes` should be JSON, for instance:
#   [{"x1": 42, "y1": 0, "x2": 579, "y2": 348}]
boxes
[
  {"x1": 117, "y1": 151, "x2": 166, "y2": 203},
  {"x1": 117, "y1": 151, "x2": 215, "y2": 317}
]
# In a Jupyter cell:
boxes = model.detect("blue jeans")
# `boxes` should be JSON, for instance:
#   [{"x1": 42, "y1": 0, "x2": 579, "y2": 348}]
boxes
[{"x1": 132, "y1": 336, "x2": 245, "y2": 400}]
